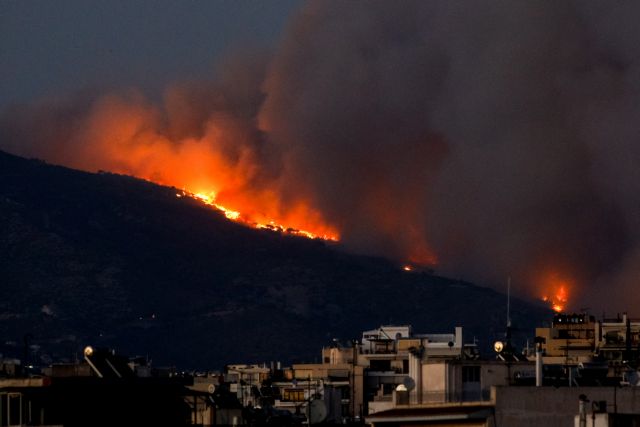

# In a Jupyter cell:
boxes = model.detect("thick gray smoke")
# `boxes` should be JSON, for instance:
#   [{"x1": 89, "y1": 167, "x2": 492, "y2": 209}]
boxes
[
  {"x1": 258, "y1": 0, "x2": 640, "y2": 310},
  {"x1": 3, "y1": 0, "x2": 640, "y2": 310}
]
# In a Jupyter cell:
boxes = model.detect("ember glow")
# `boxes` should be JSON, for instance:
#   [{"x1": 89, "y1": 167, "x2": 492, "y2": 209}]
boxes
[
  {"x1": 192, "y1": 192, "x2": 242, "y2": 221},
  {"x1": 540, "y1": 272, "x2": 571, "y2": 313},
  {"x1": 182, "y1": 190, "x2": 338, "y2": 241}
]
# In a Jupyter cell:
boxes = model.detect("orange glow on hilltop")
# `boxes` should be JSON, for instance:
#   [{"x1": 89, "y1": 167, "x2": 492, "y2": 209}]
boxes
[
  {"x1": 32, "y1": 93, "x2": 341, "y2": 243},
  {"x1": 9, "y1": 91, "x2": 448, "y2": 252},
  {"x1": 407, "y1": 244, "x2": 438, "y2": 267},
  {"x1": 182, "y1": 190, "x2": 339, "y2": 241},
  {"x1": 540, "y1": 272, "x2": 571, "y2": 313}
]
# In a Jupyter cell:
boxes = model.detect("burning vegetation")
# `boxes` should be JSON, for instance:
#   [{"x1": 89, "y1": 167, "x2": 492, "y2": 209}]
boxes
[
  {"x1": 183, "y1": 190, "x2": 338, "y2": 241},
  {"x1": 541, "y1": 272, "x2": 571, "y2": 313}
]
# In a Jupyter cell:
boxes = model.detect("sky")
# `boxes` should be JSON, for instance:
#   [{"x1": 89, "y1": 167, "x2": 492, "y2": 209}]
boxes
[{"x1": 0, "y1": 0, "x2": 303, "y2": 107}]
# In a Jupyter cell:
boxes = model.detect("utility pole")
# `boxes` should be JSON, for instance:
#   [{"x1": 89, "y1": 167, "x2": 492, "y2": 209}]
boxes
[
  {"x1": 507, "y1": 277, "x2": 511, "y2": 330},
  {"x1": 352, "y1": 339, "x2": 357, "y2": 421}
]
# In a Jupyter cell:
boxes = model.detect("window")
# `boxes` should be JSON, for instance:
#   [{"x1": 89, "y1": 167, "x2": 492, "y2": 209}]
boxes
[
  {"x1": 382, "y1": 384, "x2": 393, "y2": 395},
  {"x1": 341, "y1": 386, "x2": 351, "y2": 400},
  {"x1": 282, "y1": 389, "x2": 305, "y2": 402},
  {"x1": 462, "y1": 366, "x2": 480, "y2": 383},
  {"x1": 9, "y1": 394, "x2": 19, "y2": 426},
  {"x1": 369, "y1": 360, "x2": 391, "y2": 371}
]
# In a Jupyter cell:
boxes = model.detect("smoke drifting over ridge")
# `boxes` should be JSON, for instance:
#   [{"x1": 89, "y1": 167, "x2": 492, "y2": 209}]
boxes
[{"x1": 2, "y1": 1, "x2": 640, "y2": 310}]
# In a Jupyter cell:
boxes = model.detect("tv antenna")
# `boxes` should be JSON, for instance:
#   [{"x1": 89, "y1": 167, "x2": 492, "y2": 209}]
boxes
[{"x1": 507, "y1": 276, "x2": 511, "y2": 328}]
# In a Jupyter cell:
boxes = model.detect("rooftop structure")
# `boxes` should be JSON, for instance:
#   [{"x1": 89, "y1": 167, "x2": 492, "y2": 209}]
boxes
[{"x1": 535, "y1": 312, "x2": 640, "y2": 381}]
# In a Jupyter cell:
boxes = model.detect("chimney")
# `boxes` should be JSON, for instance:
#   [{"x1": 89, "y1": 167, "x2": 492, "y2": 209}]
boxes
[{"x1": 455, "y1": 326, "x2": 463, "y2": 350}]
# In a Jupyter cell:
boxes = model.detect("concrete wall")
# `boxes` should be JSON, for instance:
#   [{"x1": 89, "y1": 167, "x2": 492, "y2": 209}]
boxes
[
  {"x1": 420, "y1": 361, "x2": 535, "y2": 404},
  {"x1": 368, "y1": 399, "x2": 394, "y2": 414},
  {"x1": 480, "y1": 364, "x2": 513, "y2": 390},
  {"x1": 422, "y1": 363, "x2": 447, "y2": 403},
  {"x1": 494, "y1": 386, "x2": 640, "y2": 427}
]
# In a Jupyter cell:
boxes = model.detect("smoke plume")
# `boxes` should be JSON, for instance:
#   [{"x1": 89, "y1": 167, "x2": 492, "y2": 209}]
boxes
[{"x1": 3, "y1": 0, "x2": 640, "y2": 311}]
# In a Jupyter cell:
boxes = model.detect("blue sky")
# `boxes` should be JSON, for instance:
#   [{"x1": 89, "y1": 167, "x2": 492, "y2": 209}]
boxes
[{"x1": 0, "y1": 0, "x2": 303, "y2": 107}]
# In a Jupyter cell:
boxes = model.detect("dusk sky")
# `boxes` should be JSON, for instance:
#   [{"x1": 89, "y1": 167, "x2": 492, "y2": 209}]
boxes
[{"x1": 0, "y1": 0, "x2": 302, "y2": 106}]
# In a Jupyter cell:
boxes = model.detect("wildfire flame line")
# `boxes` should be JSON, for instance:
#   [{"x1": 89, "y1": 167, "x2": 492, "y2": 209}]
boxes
[
  {"x1": 541, "y1": 273, "x2": 570, "y2": 313},
  {"x1": 176, "y1": 190, "x2": 339, "y2": 242}
]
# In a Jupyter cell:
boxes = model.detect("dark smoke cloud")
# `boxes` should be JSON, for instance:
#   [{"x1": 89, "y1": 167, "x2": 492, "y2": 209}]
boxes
[
  {"x1": 0, "y1": 50, "x2": 275, "y2": 202},
  {"x1": 3, "y1": 0, "x2": 640, "y2": 310},
  {"x1": 260, "y1": 0, "x2": 640, "y2": 309}
]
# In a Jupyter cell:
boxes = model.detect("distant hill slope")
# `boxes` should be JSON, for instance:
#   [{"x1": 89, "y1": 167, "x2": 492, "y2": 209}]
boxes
[{"x1": 0, "y1": 150, "x2": 550, "y2": 369}]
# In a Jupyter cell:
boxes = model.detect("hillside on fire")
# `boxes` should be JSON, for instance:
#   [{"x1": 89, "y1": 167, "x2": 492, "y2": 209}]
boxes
[{"x1": 0, "y1": 150, "x2": 550, "y2": 369}]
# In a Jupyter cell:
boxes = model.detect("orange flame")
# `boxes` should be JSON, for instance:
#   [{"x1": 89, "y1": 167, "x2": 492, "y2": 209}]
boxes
[
  {"x1": 26, "y1": 93, "x2": 341, "y2": 243},
  {"x1": 540, "y1": 272, "x2": 571, "y2": 312},
  {"x1": 184, "y1": 190, "x2": 339, "y2": 241}
]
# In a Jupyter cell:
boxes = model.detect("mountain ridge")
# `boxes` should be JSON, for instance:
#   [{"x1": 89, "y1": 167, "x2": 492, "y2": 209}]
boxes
[{"x1": 0, "y1": 149, "x2": 550, "y2": 369}]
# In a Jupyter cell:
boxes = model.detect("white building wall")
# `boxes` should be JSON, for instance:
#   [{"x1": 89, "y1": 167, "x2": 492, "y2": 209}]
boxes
[
  {"x1": 422, "y1": 363, "x2": 447, "y2": 403},
  {"x1": 408, "y1": 351, "x2": 421, "y2": 404}
]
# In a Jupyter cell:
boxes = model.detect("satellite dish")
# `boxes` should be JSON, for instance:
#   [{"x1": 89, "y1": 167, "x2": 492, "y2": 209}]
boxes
[
  {"x1": 494, "y1": 341, "x2": 504, "y2": 353},
  {"x1": 403, "y1": 376, "x2": 416, "y2": 392},
  {"x1": 207, "y1": 384, "x2": 216, "y2": 394},
  {"x1": 625, "y1": 370, "x2": 640, "y2": 386},
  {"x1": 306, "y1": 399, "x2": 327, "y2": 424}
]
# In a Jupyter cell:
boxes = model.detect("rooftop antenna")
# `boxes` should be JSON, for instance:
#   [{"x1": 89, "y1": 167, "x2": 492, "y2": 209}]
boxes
[
  {"x1": 507, "y1": 277, "x2": 512, "y2": 329},
  {"x1": 505, "y1": 277, "x2": 513, "y2": 358}
]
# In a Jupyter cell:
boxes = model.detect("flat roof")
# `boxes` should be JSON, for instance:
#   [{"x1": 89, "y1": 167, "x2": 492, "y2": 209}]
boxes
[{"x1": 366, "y1": 404, "x2": 493, "y2": 424}]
